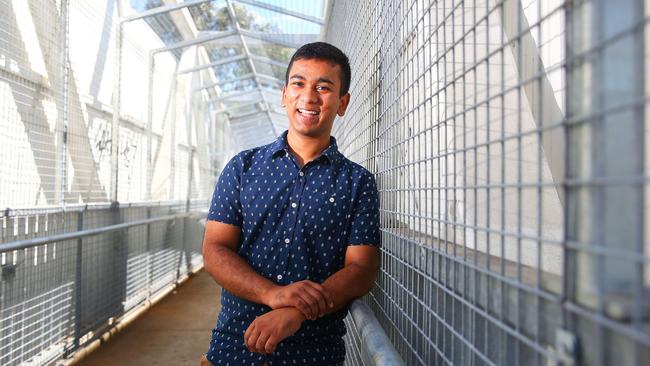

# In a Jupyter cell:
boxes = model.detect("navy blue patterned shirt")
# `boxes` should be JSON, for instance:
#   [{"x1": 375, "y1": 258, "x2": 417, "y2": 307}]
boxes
[{"x1": 205, "y1": 130, "x2": 380, "y2": 366}]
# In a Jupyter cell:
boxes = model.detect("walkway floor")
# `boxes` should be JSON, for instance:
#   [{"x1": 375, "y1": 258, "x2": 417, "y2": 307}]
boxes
[{"x1": 79, "y1": 270, "x2": 221, "y2": 366}]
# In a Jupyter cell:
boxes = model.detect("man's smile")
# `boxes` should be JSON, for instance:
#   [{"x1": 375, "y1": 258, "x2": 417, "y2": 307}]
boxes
[{"x1": 297, "y1": 108, "x2": 320, "y2": 116}]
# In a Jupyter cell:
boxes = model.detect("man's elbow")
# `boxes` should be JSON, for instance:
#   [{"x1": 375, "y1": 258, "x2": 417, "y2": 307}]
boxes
[
  {"x1": 202, "y1": 239, "x2": 230, "y2": 273},
  {"x1": 353, "y1": 263, "x2": 379, "y2": 295}
]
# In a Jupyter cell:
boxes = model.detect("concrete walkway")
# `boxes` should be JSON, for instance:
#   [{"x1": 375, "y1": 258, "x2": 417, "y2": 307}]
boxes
[{"x1": 79, "y1": 270, "x2": 221, "y2": 366}]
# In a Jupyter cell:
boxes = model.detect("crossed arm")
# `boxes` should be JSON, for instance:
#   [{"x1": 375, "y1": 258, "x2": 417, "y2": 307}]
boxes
[{"x1": 202, "y1": 220, "x2": 379, "y2": 354}]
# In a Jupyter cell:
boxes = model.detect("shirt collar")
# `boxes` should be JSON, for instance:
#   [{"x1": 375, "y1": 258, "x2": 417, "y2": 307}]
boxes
[{"x1": 270, "y1": 130, "x2": 340, "y2": 165}]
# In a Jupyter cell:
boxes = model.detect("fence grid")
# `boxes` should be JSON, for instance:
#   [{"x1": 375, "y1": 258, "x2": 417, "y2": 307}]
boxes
[{"x1": 327, "y1": 0, "x2": 649, "y2": 365}]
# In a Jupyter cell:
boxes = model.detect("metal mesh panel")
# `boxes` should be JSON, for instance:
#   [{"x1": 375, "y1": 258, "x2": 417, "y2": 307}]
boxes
[
  {"x1": 0, "y1": 0, "x2": 218, "y2": 209},
  {"x1": 327, "y1": 0, "x2": 649, "y2": 365},
  {"x1": 343, "y1": 316, "x2": 368, "y2": 366},
  {"x1": 0, "y1": 202, "x2": 207, "y2": 365}
]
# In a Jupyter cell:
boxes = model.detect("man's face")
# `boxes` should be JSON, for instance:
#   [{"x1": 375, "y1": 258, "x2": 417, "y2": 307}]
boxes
[{"x1": 281, "y1": 58, "x2": 350, "y2": 138}]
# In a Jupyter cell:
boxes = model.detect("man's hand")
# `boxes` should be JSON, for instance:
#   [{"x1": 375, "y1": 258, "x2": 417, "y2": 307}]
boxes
[
  {"x1": 244, "y1": 307, "x2": 306, "y2": 354},
  {"x1": 262, "y1": 280, "x2": 334, "y2": 320}
]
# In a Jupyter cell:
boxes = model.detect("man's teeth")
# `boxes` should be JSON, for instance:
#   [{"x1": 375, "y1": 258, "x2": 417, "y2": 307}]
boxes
[{"x1": 298, "y1": 109, "x2": 319, "y2": 115}]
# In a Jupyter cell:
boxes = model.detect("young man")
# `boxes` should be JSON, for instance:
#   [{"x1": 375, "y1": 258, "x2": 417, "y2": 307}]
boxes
[{"x1": 201, "y1": 42, "x2": 380, "y2": 366}]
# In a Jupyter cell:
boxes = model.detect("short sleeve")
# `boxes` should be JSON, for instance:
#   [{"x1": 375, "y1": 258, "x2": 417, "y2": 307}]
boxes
[
  {"x1": 347, "y1": 172, "x2": 380, "y2": 247},
  {"x1": 207, "y1": 155, "x2": 243, "y2": 226}
]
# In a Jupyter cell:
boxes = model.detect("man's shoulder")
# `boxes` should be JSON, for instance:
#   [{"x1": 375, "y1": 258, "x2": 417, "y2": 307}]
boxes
[
  {"x1": 227, "y1": 142, "x2": 275, "y2": 171},
  {"x1": 336, "y1": 155, "x2": 375, "y2": 181}
]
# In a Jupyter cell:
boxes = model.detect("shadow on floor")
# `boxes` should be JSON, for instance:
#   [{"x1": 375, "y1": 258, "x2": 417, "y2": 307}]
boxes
[{"x1": 79, "y1": 270, "x2": 221, "y2": 366}]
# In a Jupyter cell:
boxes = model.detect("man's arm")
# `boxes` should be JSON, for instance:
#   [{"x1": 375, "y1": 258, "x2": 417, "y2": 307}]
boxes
[
  {"x1": 321, "y1": 244, "x2": 379, "y2": 311},
  {"x1": 244, "y1": 244, "x2": 379, "y2": 354},
  {"x1": 202, "y1": 220, "x2": 334, "y2": 319}
]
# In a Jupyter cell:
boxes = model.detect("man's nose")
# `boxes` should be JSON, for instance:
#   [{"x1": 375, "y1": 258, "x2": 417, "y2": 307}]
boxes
[{"x1": 299, "y1": 87, "x2": 320, "y2": 104}]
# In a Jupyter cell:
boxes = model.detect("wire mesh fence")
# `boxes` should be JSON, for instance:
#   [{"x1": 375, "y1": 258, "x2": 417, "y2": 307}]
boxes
[
  {"x1": 328, "y1": 0, "x2": 649, "y2": 365},
  {"x1": 0, "y1": 0, "x2": 218, "y2": 364},
  {"x1": 0, "y1": 0, "x2": 217, "y2": 209},
  {"x1": 0, "y1": 201, "x2": 207, "y2": 365}
]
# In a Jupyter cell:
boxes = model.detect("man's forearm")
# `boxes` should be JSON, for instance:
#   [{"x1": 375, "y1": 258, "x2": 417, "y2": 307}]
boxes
[
  {"x1": 321, "y1": 262, "x2": 377, "y2": 314},
  {"x1": 204, "y1": 245, "x2": 277, "y2": 305}
]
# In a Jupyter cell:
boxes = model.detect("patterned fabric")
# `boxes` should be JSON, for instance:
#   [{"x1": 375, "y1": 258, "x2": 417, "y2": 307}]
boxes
[{"x1": 205, "y1": 130, "x2": 380, "y2": 365}]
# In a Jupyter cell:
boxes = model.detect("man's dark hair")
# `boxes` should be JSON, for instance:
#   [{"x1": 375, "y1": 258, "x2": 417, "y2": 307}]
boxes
[{"x1": 285, "y1": 42, "x2": 351, "y2": 96}]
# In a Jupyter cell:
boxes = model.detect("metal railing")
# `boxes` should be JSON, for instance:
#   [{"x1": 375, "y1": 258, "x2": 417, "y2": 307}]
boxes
[
  {"x1": 344, "y1": 300, "x2": 406, "y2": 366},
  {"x1": 0, "y1": 201, "x2": 207, "y2": 365}
]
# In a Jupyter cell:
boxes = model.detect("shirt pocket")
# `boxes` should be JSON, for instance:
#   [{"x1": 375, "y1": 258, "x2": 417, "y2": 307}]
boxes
[{"x1": 303, "y1": 190, "x2": 352, "y2": 237}]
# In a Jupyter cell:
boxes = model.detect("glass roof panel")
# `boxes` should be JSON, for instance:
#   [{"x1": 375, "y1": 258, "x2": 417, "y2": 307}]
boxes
[
  {"x1": 185, "y1": 1, "x2": 234, "y2": 31},
  {"x1": 225, "y1": 101, "x2": 264, "y2": 116},
  {"x1": 213, "y1": 59, "x2": 252, "y2": 80},
  {"x1": 239, "y1": 0, "x2": 325, "y2": 18},
  {"x1": 219, "y1": 77, "x2": 257, "y2": 94},
  {"x1": 206, "y1": 44, "x2": 245, "y2": 59},
  {"x1": 220, "y1": 89, "x2": 262, "y2": 102},
  {"x1": 248, "y1": 44, "x2": 293, "y2": 64},
  {"x1": 259, "y1": 78, "x2": 283, "y2": 91},
  {"x1": 235, "y1": 2, "x2": 323, "y2": 34},
  {"x1": 128, "y1": 0, "x2": 164, "y2": 12},
  {"x1": 252, "y1": 59, "x2": 286, "y2": 80}
]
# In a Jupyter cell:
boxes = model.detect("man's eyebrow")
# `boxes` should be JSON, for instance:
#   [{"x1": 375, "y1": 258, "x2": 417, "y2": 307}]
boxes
[{"x1": 288, "y1": 75, "x2": 335, "y2": 85}]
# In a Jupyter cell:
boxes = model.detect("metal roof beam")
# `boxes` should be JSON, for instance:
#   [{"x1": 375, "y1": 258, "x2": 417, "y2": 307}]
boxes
[
  {"x1": 239, "y1": 29, "x2": 304, "y2": 49},
  {"x1": 234, "y1": 0, "x2": 324, "y2": 25},
  {"x1": 250, "y1": 55, "x2": 286, "y2": 68},
  {"x1": 258, "y1": 73, "x2": 283, "y2": 83},
  {"x1": 193, "y1": 73, "x2": 255, "y2": 92},
  {"x1": 195, "y1": 73, "x2": 282, "y2": 93},
  {"x1": 229, "y1": 109, "x2": 269, "y2": 123},
  {"x1": 152, "y1": 30, "x2": 238, "y2": 54},
  {"x1": 212, "y1": 99, "x2": 263, "y2": 114},
  {"x1": 177, "y1": 54, "x2": 248, "y2": 75},
  {"x1": 121, "y1": 0, "x2": 215, "y2": 23},
  {"x1": 214, "y1": 89, "x2": 261, "y2": 102}
]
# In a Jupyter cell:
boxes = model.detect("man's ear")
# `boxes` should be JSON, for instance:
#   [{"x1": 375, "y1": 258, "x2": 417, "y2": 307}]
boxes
[
  {"x1": 281, "y1": 84, "x2": 287, "y2": 107},
  {"x1": 337, "y1": 93, "x2": 351, "y2": 116}
]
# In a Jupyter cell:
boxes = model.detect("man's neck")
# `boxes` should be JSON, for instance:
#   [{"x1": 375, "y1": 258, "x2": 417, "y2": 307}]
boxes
[{"x1": 286, "y1": 130, "x2": 331, "y2": 168}]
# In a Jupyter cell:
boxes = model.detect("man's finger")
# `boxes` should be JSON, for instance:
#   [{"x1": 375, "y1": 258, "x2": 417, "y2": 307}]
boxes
[
  {"x1": 295, "y1": 291, "x2": 321, "y2": 320},
  {"x1": 304, "y1": 281, "x2": 335, "y2": 308},
  {"x1": 301, "y1": 285, "x2": 329, "y2": 316},
  {"x1": 244, "y1": 322, "x2": 255, "y2": 346},
  {"x1": 294, "y1": 297, "x2": 313, "y2": 319},
  {"x1": 264, "y1": 337, "x2": 278, "y2": 354},
  {"x1": 255, "y1": 332, "x2": 271, "y2": 354},
  {"x1": 246, "y1": 327, "x2": 261, "y2": 353}
]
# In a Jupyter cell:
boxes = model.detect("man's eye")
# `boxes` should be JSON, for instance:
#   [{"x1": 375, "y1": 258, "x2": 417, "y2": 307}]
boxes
[
  {"x1": 317, "y1": 86, "x2": 330, "y2": 91},
  {"x1": 292, "y1": 82, "x2": 304, "y2": 87}
]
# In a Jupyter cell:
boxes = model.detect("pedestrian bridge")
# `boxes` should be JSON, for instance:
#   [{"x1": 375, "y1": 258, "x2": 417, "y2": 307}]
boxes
[{"x1": 1, "y1": 0, "x2": 649, "y2": 365}]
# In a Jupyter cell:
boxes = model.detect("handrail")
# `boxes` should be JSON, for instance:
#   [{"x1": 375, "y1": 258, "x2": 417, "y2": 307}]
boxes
[
  {"x1": 0, "y1": 213, "x2": 193, "y2": 252},
  {"x1": 349, "y1": 300, "x2": 406, "y2": 366}
]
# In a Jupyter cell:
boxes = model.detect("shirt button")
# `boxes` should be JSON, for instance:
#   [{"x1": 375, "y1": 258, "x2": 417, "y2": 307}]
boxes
[
  {"x1": 299, "y1": 171, "x2": 304, "y2": 176},
  {"x1": 284, "y1": 238, "x2": 290, "y2": 244},
  {"x1": 329, "y1": 197, "x2": 335, "y2": 203},
  {"x1": 291, "y1": 202, "x2": 297, "y2": 208},
  {"x1": 277, "y1": 274, "x2": 283, "y2": 280}
]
